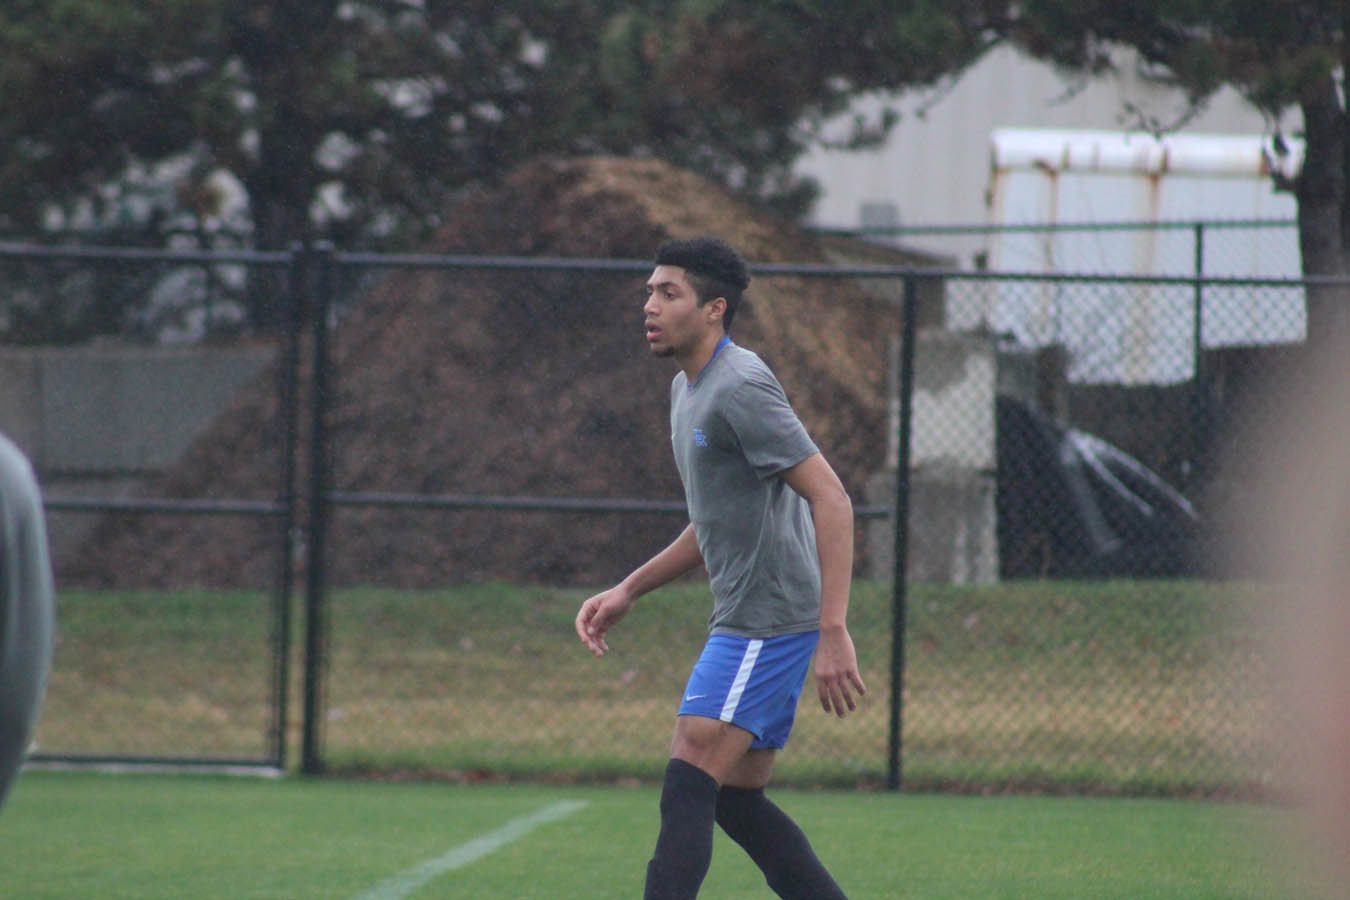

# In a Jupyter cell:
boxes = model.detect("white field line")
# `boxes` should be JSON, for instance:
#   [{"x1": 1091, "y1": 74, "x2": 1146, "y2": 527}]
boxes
[{"x1": 353, "y1": 800, "x2": 589, "y2": 900}]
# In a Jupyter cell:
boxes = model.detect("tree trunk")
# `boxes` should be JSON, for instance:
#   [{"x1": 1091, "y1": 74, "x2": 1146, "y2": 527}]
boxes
[
  {"x1": 232, "y1": 0, "x2": 321, "y2": 334},
  {"x1": 1297, "y1": 73, "x2": 1350, "y2": 346},
  {"x1": 242, "y1": 191, "x2": 307, "y2": 333}
]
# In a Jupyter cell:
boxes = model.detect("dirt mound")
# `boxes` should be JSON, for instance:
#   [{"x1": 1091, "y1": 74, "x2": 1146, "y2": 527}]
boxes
[{"x1": 64, "y1": 157, "x2": 897, "y2": 589}]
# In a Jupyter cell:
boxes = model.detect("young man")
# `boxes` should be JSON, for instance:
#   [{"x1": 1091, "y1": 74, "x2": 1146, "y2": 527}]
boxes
[{"x1": 575, "y1": 236, "x2": 865, "y2": 899}]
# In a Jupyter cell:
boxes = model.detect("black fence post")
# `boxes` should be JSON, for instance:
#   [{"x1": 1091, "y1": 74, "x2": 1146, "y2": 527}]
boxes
[
  {"x1": 301, "y1": 242, "x2": 336, "y2": 776},
  {"x1": 888, "y1": 272, "x2": 919, "y2": 791},
  {"x1": 1190, "y1": 223, "x2": 1208, "y2": 491},
  {"x1": 268, "y1": 245, "x2": 305, "y2": 769}
]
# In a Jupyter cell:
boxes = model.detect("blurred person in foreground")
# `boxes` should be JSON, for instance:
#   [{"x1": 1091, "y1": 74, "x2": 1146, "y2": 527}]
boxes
[
  {"x1": 0, "y1": 432, "x2": 54, "y2": 809},
  {"x1": 575, "y1": 236, "x2": 865, "y2": 899},
  {"x1": 1221, "y1": 331, "x2": 1350, "y2": 899}
]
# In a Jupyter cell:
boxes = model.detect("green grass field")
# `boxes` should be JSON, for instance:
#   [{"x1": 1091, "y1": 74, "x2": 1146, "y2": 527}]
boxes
[
  {"x1": 33, "y1": 579, "x2": 1278, "y2": 795},
  {"x1": 0, "y1": 771, "x2": 1310, "y2": 899}
]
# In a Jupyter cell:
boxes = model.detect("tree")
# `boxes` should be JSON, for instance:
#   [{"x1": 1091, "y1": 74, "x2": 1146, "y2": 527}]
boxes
[
  {"x1": 1002, "y1": 0, "x2": 1350, "y2": 341},
  {"x1": 0, "y1": 0, "x2": 1000, "y2": 336},
  {"x1": 592, "y1": 0, "x2": 1001, "y2": 215},
  {"x1": 1, "y1": 0, "x2": 617, "y2": 330}
]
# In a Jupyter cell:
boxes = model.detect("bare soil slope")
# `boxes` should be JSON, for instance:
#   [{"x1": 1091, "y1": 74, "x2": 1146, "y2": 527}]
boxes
[{"x1": 65, "y1": 157, "x2": 896, "y2": 588}]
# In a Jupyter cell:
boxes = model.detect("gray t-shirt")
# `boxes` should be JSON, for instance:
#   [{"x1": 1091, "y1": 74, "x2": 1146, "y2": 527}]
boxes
[{"x1": 670, "y1": 342, "x2": 821, "y2": 637}]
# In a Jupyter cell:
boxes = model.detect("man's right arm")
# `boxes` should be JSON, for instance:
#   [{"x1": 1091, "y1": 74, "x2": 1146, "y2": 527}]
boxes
[{"x1": 575, "y1": 523, "x2": 702, "y2": 657}]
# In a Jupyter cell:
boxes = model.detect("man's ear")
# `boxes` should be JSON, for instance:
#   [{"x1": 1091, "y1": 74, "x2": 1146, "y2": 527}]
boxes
[{"x1": 705, "y1": 296, "x2": 727, "y2": 325}]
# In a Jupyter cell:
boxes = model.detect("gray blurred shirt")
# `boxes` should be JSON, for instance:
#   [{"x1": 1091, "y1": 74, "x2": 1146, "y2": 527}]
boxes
[{"x1": 0, "y1": 432, "x2": 54, "y2": 809}]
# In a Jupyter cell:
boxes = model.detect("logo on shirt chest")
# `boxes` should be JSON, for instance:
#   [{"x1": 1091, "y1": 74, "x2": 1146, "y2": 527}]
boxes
[{"x1": 693, "y1": 427, "x2": 709, "y2": 447}]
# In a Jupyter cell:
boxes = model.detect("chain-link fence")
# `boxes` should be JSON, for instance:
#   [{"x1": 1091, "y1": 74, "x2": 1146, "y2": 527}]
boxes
[
  {"x1": 309, "y1": 251, "x2": 900, "y2": 786},
  {"x1": 0, "y1": 242, "x2": 300, "y2": 769},
  {"x1": 893, "y1": 272, "x2": 1301, "y2": 794},
  {"x1": 3, "y1": 236, "x2": 1320, "y2": 794},
  {"x1": 307, "y1": 251, "x2": 1302, "y2": 795}
]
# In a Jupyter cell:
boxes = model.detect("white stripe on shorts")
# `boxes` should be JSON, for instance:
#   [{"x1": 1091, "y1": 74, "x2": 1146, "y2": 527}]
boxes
[{"x1": 719, "y1": 638, "x2": 763, "y2": 723}]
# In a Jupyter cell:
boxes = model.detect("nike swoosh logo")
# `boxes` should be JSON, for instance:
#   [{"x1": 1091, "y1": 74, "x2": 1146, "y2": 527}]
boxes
[{"x1": 684, "y1": 694, "x2": 707, "y2": 702}]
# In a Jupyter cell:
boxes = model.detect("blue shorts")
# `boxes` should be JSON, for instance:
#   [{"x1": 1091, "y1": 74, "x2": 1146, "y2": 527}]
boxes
[{"x1": 678, "y1": 631, "x2": 819, "y2": 750}]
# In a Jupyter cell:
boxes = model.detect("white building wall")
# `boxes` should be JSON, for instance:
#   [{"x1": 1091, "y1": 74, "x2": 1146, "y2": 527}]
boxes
[{"x1": 795, "y1": 44, "x2": 1301, "y2": 268}]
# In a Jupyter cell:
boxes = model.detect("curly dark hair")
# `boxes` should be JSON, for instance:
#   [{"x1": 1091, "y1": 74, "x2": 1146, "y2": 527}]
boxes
[{"x1": 653, "y1": 236, "x2": 750, "y2": 332}]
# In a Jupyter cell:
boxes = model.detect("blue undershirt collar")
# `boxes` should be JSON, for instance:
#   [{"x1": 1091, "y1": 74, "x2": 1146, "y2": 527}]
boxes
[{"x1": 691, "y1": 335, "x2": 733, "y2": 388}]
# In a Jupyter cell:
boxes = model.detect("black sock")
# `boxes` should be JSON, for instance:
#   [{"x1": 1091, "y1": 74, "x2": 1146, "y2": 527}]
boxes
[
  {"x1": 643, "y1": 759, "x2": 720, "y2": 900},
  {"x1": 714, "y1": 785, "x2": 848, "y2": 899}
]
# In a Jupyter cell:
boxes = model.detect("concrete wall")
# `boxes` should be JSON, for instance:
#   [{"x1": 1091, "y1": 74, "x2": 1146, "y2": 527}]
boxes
[
  {"x1": 0, "y1": 344, "x2": 275, "y2": 560},
  {"x1": 866, "y1": 329, "x2": 1040, "y2": 584},
  {"x1": 0, "y1": 345, "x2": 273, "y2": 476}
]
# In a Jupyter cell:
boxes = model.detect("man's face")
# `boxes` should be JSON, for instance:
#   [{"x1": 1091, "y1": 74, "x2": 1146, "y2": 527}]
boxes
[{"x1": 644, "y1": 264, "x2": 717, "y2": 359}]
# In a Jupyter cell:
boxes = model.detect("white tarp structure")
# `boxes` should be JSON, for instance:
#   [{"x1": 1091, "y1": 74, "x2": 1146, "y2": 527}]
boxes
[{"x1": 955, "y1": 128, "x2": 1307, "y2": 383}]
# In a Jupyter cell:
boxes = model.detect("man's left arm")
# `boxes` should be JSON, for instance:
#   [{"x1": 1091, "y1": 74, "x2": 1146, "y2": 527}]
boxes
[{"x1": 780, "y1": 453, "x2": 867, "y2": 717}]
